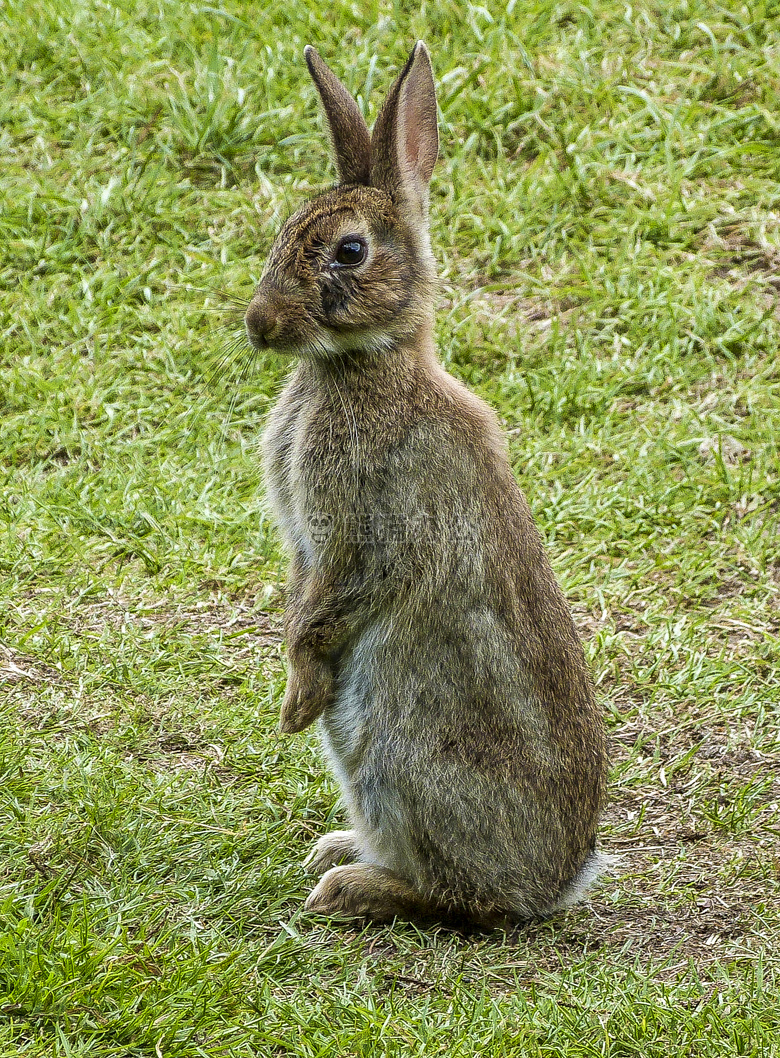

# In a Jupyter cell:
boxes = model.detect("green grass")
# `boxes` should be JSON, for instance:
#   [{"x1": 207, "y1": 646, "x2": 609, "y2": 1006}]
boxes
[{"x1": 1, "y1": 0, "x2": 779, "y2": 1053}]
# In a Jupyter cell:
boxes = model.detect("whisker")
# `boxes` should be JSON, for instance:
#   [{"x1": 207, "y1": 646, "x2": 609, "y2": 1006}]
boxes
[
  {"x1": 175, "y1": 282, "x2": 252, "y2": 308},
  {"x1": 222, "y1": 347, "x2": 264, "y2": 436}
]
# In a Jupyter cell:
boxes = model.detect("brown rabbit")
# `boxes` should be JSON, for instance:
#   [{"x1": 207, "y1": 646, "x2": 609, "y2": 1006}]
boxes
[{"x1": 245, "y1": 42, "x2": 609, "y2": 928}]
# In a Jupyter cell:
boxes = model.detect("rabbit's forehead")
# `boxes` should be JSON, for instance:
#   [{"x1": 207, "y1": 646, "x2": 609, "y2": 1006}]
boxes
[{"x1": 281, "y1": 186, "x2": 395, "y2": 246}]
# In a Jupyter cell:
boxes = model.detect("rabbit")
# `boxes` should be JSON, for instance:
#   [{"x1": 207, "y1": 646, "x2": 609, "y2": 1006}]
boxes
[{"x1": 245, "y1": 41, "x2": 609, "y2": 928}]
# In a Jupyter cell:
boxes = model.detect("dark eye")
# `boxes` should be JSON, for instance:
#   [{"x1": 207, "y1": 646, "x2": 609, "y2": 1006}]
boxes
[{"x1": 334, "y1": 237, "x2": 367, "y2": 266}]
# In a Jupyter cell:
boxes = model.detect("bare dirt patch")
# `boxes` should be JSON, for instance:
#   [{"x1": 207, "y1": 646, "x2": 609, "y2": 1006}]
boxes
[{"x1": 0, "y1": 643, "x2": 62, "y2": 687}]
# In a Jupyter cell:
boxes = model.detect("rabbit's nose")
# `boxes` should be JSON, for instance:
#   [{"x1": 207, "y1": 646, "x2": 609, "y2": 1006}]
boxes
[{"x1": 245, "y1": 296, "x2": 280, "y2": 348}]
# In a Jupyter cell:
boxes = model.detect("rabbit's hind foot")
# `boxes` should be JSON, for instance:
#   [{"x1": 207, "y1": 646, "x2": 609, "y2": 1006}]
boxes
[
  {"x1": 304, "y1": 864, "x2": 435, "y2": 924},
  {"x1": 303, "y1": 830, "x2": 361, "y2": 876}
]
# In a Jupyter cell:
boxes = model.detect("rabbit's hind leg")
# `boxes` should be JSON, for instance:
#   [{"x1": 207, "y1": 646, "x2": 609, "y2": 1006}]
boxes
[
  {"x1": 304, "y1": 864, "x2": 437, "y2": 923},
  {"x1": 303, "y1": 830, "x2": 361, "y2": 876}
]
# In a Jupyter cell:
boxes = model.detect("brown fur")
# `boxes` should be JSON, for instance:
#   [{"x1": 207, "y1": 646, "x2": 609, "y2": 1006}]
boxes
[{"x1": 246, "y1": 43, "x2": 609, "y2": 928}]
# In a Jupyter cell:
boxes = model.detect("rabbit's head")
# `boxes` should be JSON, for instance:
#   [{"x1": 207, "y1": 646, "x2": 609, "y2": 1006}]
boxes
[{"x1": 245, "y1": 43, "x2": 439, "y2": 359}]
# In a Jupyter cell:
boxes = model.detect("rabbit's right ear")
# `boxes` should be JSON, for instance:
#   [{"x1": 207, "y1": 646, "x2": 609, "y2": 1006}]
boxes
[
  {"x1": 305, "y1": 46, "x2": 372, "y2": 186},
  {"x1": 370, "y1": 42, "x2": 438, "y2": 215}
]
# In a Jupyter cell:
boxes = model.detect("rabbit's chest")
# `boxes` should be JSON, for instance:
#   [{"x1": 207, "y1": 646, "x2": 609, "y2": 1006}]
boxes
[{"x1": 265, "y1": 402, "x2": 376, "y2": 564}]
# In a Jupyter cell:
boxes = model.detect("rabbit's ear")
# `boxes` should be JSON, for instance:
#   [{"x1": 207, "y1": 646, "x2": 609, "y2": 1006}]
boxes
[
  {"x1": 305, "y1": 46, "x2": 372, "y2": 186},
  {"x1": 370, "y1": 42, "x2": 438, "y2": 212}
]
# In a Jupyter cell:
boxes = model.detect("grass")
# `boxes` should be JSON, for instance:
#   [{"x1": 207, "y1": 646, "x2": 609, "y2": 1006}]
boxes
[{"x1": 1, "y1": 0, "x2": 779, "y2": 1053}]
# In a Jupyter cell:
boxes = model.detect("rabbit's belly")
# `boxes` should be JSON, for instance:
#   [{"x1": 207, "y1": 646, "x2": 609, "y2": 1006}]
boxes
[
  {"x1": 318, "y1": 618, "x2": 417, "y2": 870},
  {"x1": 318, "y1": 618, "x2": 386, "y2": 784}
]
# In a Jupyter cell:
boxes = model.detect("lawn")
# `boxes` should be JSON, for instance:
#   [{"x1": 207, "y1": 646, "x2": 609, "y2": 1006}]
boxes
[{"x1": 1, "y1": 0, "x2": 779, "y2": 1054}]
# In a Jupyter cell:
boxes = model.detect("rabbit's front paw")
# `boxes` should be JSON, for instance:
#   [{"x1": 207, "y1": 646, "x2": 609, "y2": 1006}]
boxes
[{"x1": 279, "y1": 662, "x2": 333, "y2": 734}]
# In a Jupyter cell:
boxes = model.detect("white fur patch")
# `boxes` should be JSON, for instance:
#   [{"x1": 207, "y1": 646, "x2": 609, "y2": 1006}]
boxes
[{"x1": 552, "y1": 850, "x2": 620, "y2": 912}]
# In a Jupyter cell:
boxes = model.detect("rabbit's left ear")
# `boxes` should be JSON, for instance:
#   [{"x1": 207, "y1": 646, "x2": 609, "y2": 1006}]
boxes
[
  {"x1": 305, "y1": 46, "x2": 372, "y2": 185},
  {"x1": 370, "y1": 42, "x2": 438, "y2": 213}
]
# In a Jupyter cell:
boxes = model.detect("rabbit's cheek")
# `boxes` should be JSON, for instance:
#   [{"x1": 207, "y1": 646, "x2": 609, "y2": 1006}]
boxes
[{"x1": 319, "y1": 278, "x2": 352, "y2": 323}]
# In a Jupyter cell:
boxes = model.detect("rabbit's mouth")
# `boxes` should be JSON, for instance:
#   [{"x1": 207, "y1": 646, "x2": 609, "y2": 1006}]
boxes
[
  {"x1": 244, "y1": 308, "x2": 331, "y2": 358},
  {"x1": 245, "y1": 296, "x2": 395, "y2": 361},
  {"x1": 245, "y1": 284, "x2": 328, "y2": 357},
  {"x1": 245, "y1": 295, "x2": 283, "y2": 350}
]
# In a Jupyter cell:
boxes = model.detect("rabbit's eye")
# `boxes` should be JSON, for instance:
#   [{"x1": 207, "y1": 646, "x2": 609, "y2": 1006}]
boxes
[{"x1": 334, "y1": 237, "x2": 367, "y2": 266}]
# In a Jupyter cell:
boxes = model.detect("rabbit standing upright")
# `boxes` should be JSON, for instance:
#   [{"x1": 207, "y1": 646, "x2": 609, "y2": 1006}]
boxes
[{"x1": 245, "y1": 42, "x2": 609, "y2": 928}]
